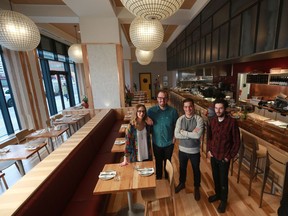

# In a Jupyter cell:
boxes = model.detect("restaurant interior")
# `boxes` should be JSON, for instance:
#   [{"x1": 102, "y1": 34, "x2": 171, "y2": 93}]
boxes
[{"x1": 0, "y1": 0, "x2": 288, "y2": 215}]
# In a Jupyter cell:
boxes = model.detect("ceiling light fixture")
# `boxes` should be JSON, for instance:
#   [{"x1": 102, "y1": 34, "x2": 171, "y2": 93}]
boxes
[
  {"x1": 120, "y1": 0, "x2": 185, "y2": 20},
  {"x1": 135, "y1": 48, "x2": 154, "y2": 65},
  {"x1": 0, "y1": 1, "x2": 40, "y2": 51},
  {"x1": 130, "y1": 17, "x2": 164, "y2": 51},
  {"x1": 68, "y1": 25, "x2": 83, "y2": 64}
]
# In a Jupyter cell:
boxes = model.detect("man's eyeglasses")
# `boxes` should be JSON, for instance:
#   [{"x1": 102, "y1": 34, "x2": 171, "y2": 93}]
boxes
[{"x1": 157, "y1": 97, "x2": 167, "y2": 100}]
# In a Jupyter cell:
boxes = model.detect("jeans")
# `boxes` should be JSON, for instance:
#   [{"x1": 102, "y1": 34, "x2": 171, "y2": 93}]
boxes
[
  {"x1": 179, "y1": 151, "x2": 201, "y2": 187},
  {"x1": 211, "y1": 157, "x2": 230, "y2": 202},
  {"x1": 153, "y1": 144, "x2": 174, "y2": 179}
]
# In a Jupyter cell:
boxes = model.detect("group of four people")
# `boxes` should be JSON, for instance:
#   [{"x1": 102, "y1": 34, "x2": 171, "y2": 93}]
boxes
[{"x1": 120, "y1": 90, "x2": 240, "y2": 214}]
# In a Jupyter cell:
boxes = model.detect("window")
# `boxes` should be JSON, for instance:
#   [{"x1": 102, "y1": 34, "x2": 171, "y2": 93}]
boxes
[
  {"x1": 0, "y1": 50, "x2": 21, "y2": 141},
  {"x1": 37, "y1": 37, "x2": 81, "y2": 116}
]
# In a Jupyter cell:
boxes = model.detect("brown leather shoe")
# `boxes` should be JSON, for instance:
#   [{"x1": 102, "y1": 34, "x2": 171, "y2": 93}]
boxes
[{"x1": 194, "y1": 187, "x2": 200, "y2": 201}]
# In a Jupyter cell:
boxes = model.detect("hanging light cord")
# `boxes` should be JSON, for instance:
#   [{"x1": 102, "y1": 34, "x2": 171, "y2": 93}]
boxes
[
  {"x1": 9, "y1": 0, "x2": 13, "y2": 10},
  {"x1": 74, "y1": 25, "x2": 79, "y2": 43}
]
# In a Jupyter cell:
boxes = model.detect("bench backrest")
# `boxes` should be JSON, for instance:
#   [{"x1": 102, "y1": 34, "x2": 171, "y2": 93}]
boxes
[{"x1": 13, "y1": 109, "x2": 117, "y2": 216}]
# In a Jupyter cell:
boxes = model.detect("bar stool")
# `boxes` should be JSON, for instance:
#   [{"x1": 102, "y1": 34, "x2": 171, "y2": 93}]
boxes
[
  {"x1": 237, "y1": 130, "x2": 267, "y2": 196},
  {"x1": 259, "y1": 147, "x2": 288, "y2": 207}
]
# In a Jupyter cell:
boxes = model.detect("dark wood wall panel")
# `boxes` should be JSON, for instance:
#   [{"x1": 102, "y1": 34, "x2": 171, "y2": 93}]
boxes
[
  {"x1": 201, "y1": 38, "x2": 206, "y2": 63},
  {"x1": 229, "y1": 15, "x2": 241, "y2": 58},
  {"x1": 219, "y1": 23, "x2": 229, "y2": 60},
  {"x1": 240, "y1": 5, "x2": 257, "y2": 56},
  {"x1": 213, "y1": 3, "x2": 230, "y2": 29},
  {"x1": 256, "y1": 0, "x2": 280, "y2": 52},
  {"x1": 167, "y1": 0, "x2": 288, "y2": 71},
  {"x1": 205, "y1": 34, "x2": 211, "y2": 62},
  {"x1": 276, "y1": 0, "x2": 288, "y2": 49},
  {"x1": 212, "y1": 29, "x2": 219, "y2": 61},
  {"x1": 230, "y1": 0, "x2": 258, "y2": 17}
]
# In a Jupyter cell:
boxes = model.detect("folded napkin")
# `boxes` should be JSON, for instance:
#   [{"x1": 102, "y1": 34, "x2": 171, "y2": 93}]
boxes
[
  {"x1": 138, "y1": 168, "x2": 154, "y2": 176},
  {"x1": 114, "y1": 140, "x2": 125, "y2": 145},
  {"x1": 98, "y1": 170, "x2": 116, "y2": 180}
]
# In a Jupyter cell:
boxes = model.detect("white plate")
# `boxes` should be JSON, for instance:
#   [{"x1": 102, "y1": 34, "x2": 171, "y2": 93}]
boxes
[
  {"x1": 0, "y1": 147, "x2": 10, "y2": 153},
  {"x1": 98, "y1": 170, "x2": 116, "y2": 180},
  {"x1": 25, "y1": 146, "x2": 37, "y2": 150},
  {"x1": 65, "y1": 114, "x2": 72, "y2": 117},
  {"x1": 138, "y1": 168, "x2": 154, "y2": 177},
  {"x1": 114, "y1": 140, "x2": 125, "y2": 145}
]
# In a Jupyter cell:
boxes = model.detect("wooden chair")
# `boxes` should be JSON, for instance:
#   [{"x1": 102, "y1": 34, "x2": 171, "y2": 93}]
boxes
[
  {"x1": 141, "y1": 160, "x2": 176, "y2": 216},
  {"x1": 0, "y1": 172, "x2": 9, "y2": 189},
  {"x1": 259, "y1": 147, "x2": 288, "y2": 207},
  {"x1": 15, "y1": 129, "x2": 32, "y2": 144},
  {"x1": 237, "y1": 130, "x2": 267, "y2": 196}
]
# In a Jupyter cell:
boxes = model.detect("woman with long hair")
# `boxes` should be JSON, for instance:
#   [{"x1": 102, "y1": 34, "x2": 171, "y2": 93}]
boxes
[{"x1": 120, "y1": 104, "x2": 152, "y2": 166}]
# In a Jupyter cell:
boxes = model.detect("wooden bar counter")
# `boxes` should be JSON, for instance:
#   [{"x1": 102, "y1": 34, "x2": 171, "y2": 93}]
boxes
[{"x1": 169, "y1": 90, "x2": 288, "y2": 154}]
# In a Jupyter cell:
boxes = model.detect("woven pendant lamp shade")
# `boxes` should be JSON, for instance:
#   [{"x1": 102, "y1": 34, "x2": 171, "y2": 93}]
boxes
[
  {"x1": 68, "y1": 25, "x2": 83, "y2": 63},
  {"x1": 120, "y1": 0, "x2": 185, "y2": 20},
  {"x1": 68, "y1": 44, "x2": 83, "y2": 63},
  {"x1": 130, "y1": 17, "x2": 164, "y2": 51},
  {"x1": 135, "y1": 48, "x2": 154, "y2": 62},
  {"x1": 0, "y1": 10, "x2": 40, "y2": 51},
  {"x1": 137, "y1": 58, "x2": 151, "y2": 65}
]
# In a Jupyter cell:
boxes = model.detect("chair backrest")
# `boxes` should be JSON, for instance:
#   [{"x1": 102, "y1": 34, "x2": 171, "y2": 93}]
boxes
[
  {"x1": 267, "y1": 146, "x2": 288, "y2": 186},
  {"x1": 242, "y1": 130, "x2": 258, "y2": 152},
  {"x1": 165, "y1": 159, "x2": 175, "y2": 197},
  {"x1": 15, "y1": 129, "x2": 32, "y2": 144},
  {"x1": 54, "y1": 114, "x2": 63, "y2": 119}
]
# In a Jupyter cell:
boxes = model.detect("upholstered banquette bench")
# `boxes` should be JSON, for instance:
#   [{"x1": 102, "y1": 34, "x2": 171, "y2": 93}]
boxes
[{"x1": 0, "y1": 109, "x2": 126, "y2": 216}]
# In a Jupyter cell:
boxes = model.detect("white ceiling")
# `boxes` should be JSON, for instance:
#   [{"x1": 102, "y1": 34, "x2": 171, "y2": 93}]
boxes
[{"x1": 0, "y1": 0, "x2": 210, "y2": 47}]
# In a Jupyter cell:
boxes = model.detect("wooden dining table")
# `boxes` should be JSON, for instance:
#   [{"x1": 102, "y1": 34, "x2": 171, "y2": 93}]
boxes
[
  {"x1": 53, "y1": 114, "x2": 87, "y2": 134},
  {"x1": 93, "y1": 160, "x2": 156, "y2": 215},
  {"x1": 0, "y1": 139, "x2": 48, "y2": 175},
  {"x1": 26, "y1": 126, "x2": 69, "y2": 151},
  {"x1": 111, "y1": 137, "x2": 126, "y2": 153}
]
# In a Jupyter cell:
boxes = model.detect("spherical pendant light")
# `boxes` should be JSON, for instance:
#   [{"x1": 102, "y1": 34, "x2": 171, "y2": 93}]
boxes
[
  {"x1": 130, "y1": 17, "x2": 164, "y2": 51},
  {"x1": 120, "y1": 0, "x2": 185, "y2": 20},
  {"x1": 68, "y1": 25, "x2": 83, "y2": 63},
  {"x1": 68, "y1": 44, "x2": 83, "y2": 63},
  {"x1": 137, "y1": 58, "x2": 151, "y2": 65},
  {"x1": 135, "y1": 48, "x2": 154, "y2": 62},
  {"x1": 0, "y1": 10, "x2": 40, "y2": 51}
]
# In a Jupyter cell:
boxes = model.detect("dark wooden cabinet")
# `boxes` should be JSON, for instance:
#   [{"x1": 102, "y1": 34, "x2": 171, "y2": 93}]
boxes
[{"x1": 167, "y1": 0, "x2": 288, "y2": 71}]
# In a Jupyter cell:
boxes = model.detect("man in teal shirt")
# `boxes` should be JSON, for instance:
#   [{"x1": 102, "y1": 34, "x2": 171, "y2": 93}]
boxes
[{"x1": 148, "y1": 90, "x2": 178, "y2": 179}]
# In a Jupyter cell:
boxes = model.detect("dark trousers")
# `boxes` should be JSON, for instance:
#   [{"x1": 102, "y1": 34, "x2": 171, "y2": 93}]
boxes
[
  {"x1": 153, "y1": 144, "x2": 174, "y2": 179},
  {"x1": 179, "y1": 151, "x2": 201, "y2": 187},
  {"x1": 211, "y1": 157, "x2": 230, "y2": 202}
]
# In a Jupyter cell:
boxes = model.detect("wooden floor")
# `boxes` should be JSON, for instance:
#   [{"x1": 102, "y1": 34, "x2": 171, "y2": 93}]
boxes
[
  {"x1": 105, "y1": 142, "x2": 281, "y2": 216},
  {"x1": 0, "y1": 127, "x2": 281, "y2": 216}
]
